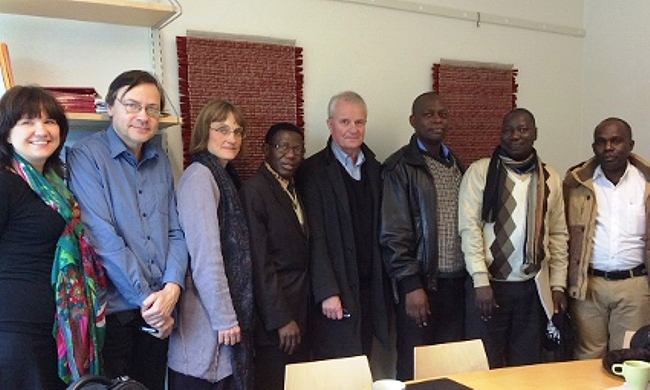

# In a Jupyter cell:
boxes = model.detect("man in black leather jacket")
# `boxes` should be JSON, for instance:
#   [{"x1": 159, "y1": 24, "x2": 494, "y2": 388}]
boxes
[{"x1": 380, "y1": 92, "x2": 466, "y2": 380}]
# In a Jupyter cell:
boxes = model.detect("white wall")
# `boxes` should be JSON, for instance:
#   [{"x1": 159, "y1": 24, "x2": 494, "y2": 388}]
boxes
[
  {"x1": 582, "y1": 0, "x2": 650, "y2": 163},
  {"x1": 0, "y1": 13, "x2": 151, "y2": 97},
  {"x1": 0, "y1": 0, "x2": 585, "y2": 175}
]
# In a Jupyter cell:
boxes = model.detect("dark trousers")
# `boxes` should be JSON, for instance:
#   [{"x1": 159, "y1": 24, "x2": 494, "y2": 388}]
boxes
[
  {"x1": 0, "y1": 330, "x2": 66, "y2": 390},
  {"x1": 466, "y1": 279, "x2": 545, "y2": 369},
  {"x1": 359, "y1": 285, "x2": 374, "y2": 357},
  {"x1": 102, "y1": 310, "x2": 168, "y2": 390},
  {"x1": 395, "y1": 276, "x2": 466, "y2": 380},
  {"x1": 168, "y1": 369, "x2": 233, "y2": 390},
  {"x1": 254, "y1": 342, "x2": 310, "y2": 390}
]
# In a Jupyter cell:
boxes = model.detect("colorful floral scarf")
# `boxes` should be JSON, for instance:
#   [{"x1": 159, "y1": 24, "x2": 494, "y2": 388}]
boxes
[{"x1": 12, "y1": 154, "x2": 107, "y2": 384}]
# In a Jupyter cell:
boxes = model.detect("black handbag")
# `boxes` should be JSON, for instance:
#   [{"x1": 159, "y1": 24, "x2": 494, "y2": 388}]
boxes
[
  {"x1": 543, "y1": 311, "x2": 575, "y2": 362},
  {"x1": 66, "y1": 375, "x2": 148, "y2": 390}
]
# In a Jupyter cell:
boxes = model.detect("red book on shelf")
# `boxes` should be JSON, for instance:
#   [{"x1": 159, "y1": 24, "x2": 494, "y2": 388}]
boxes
[
  {"x1": 44, "y1": 87, "x2": 100, "y2": 113},
  {"x1": 44, "y1": 87, "x2": 98, "y2": 97}
]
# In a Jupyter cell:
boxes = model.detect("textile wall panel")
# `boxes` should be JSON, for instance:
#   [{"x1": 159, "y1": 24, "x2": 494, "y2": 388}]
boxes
[
  {"x1": 177, "y1": 36, "x2": 304, "y2": 179},
  {"x1": 433, "y1": 63, "x2": 517, "y2": 166}
]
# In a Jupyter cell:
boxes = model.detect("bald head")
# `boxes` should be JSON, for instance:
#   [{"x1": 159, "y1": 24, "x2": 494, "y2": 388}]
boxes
[
  {"x1": 502, "y1": 108, "x2": 536, "y2": 129},
  {"x1": 594, "y1": 117, "x2": 632, "y2": 141},
  {"x1": 411, "y1": 92, "x2": 443, "y2": 116},
  {"x1": 592, "y1": 117, "x2": 634, "y2": 184}
]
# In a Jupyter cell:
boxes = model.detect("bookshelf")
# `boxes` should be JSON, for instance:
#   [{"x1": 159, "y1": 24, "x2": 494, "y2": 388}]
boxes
[
  {"x1": 1, "y1": 0, "x2": 182, "y2": 130},
  {"x1": 67, "y1": 112, "x2": 179, "y2": 131},
  {"x1": 0, "y1": 0, "x2": 176, "y2": 28}
]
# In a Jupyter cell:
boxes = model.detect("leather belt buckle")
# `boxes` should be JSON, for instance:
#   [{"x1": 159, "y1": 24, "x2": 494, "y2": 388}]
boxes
[
  {"x1": 603, "y1": 270, "x2": 617, "y2": 281},
  {"x1": 589, "y1": 264, "x2": 646, "y2": 281}
]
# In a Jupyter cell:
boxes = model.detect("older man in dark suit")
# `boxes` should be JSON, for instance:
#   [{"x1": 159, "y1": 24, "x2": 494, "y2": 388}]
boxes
[
  {"x1": 240, "y1": 123, "x2": 309, "y2": 390},
  {"x1": 297, "y1": 91, "x2": 390, "y2": 362}
]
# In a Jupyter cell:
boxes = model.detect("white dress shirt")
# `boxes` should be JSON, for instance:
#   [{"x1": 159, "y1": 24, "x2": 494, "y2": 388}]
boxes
[{"x1": 591, "y1": 162, "x2": 646, "y2": 271}]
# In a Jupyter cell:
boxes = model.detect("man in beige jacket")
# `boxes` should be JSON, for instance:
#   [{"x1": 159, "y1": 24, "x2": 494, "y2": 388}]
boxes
[
  {"x1": 564, "y1": 117, "x2": 650, "y2": 359},
  {"x1": 459, "y1": 108, "x2": 568, "y2": 368}
]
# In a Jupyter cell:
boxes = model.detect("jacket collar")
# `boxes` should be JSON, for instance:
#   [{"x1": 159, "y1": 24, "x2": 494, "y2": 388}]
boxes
[
  {"x1": 323, "y1": 137, "x2": 379, "y2": 220},
  {"x1": 401, "y1": 134, "x2": 461, "y2": 170},
  {"x1": 565, "y1": 153, "x2": 650, "y2": 188},
  {"x1": 401, "y1": 134, "x2": 427, "y2": 166},
  {"x1": 258, "y1": 164, "x2": 306, "y2": 236}
]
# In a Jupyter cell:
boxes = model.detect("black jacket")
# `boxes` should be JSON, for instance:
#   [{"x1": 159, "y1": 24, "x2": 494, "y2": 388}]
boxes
[
  {"x1": 296, "y1": 138, "x2": 390, "y2": 358},
  {"x1": 380, "y1": 135, "x2": 464, "y2": 301},
  {"x1": 240, "y1": 164, "x2": 310, "y2": 348}
]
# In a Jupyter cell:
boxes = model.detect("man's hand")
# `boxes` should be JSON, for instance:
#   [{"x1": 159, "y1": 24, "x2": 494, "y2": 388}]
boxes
[
  {"x1": 218, "y1": 325, "x2": 241, "y2": 346},
  {"x1": 475, "y1": 286, "x2": 497, "y2": 321},
  {"x1": 322, "y1": 296, "x2": 344, "y2": 320},
  {"x1": 278, "y1": 320, "x2": 301, "y2": 355},
  {"x1": 149, "y1": 316, "x2": 174, "y2": 339},
  {"x1": 552, "y1": 290, "x2": 567, "y2": 314},
  {"x1": 405, "y1": 288, "x2": 430, "y2": 327},
  {"x1": 141, "y1": 283, "x2": 181, "y2": 328}
]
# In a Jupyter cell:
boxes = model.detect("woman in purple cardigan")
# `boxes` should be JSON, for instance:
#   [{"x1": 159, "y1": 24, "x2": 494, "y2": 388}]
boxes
[{"x1": 168, "y1": 98, "x2": 253, "y2": 390}]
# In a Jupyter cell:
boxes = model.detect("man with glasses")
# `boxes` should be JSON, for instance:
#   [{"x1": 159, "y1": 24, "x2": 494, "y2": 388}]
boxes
[
  {"x1": 68, "y1": 70, "x2": 188, "y2": 388},
  {"x1": 240, "y1": 122, "x2": 309, "y2": 390},
  {"x1": 297, "y1": 91, "x2": 390, "y2": 364}
]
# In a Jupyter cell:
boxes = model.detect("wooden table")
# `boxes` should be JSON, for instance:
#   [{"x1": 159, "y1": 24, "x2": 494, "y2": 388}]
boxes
[{"x1": 407, "y1": 359, "x2": 624, "y2": 389}]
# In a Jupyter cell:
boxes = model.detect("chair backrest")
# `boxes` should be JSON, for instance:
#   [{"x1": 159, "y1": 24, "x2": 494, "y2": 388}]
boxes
[
  {"x1": 623, "y1": 330, "x2": 636, "y2": 348},
  {"x1": 413, "y1": 339, "x2": 489, "y2": 380},
  {"x1": 284, "y1": 355, "x2": 372, "y2": 390}
]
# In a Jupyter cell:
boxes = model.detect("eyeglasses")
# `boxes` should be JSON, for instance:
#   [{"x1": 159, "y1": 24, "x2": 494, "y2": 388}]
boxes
[
  {"x1": 118, "y1": 98, "x2": 162, "y2": 118},
  {"x1": 210, "y1": 125, "x2": 246, "y2": 138},
  {"x1": 268, "y1": 143, "x2": 305, "y2": 156}
]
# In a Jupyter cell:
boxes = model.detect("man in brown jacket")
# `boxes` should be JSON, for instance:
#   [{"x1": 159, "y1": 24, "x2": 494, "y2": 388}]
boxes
[{"x1": 564, "y1": 117, "x2": 650, "y2": 358}]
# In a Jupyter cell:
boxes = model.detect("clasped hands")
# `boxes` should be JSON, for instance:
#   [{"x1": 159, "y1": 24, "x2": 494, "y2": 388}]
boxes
[{"x1": 140, "y1": 283, "x2": 181, "y2": 339}]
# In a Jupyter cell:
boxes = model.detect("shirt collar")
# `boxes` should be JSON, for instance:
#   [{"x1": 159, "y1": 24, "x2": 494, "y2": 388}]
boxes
[
  {"x1": 264, "y1": 162, "x2": 292, "y2": 190},
  {"x1": 416, "y1": 137, "x2": 450, "y2": 160},
  {"x1": 593, "y1": 160, "x2": 631, "y2": 182},
  {"x1": 107, "y1": 125, "x2": 158, "y2": 162},
  {"x1": 331, "y1": 140, "x2": 365, "y2": 168}
]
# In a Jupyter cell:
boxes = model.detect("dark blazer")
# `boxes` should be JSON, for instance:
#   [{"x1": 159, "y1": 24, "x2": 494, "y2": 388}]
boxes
[
  {"x1": 240, "y1": 164, "x2": 310, "y2": 347},
  {"x1": 296, "y1": 138, "x2": 390, "y2": 359}
]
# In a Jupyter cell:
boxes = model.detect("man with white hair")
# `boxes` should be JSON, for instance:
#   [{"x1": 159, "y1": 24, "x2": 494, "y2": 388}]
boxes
[{"x1": 297, "y1": 91, "x2": 390, "y2": 360}]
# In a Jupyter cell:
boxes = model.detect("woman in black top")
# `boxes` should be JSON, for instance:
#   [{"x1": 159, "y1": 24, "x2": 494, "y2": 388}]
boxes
[{"x1": 0, "y1": 86, "x2": 105, "y2": 389}]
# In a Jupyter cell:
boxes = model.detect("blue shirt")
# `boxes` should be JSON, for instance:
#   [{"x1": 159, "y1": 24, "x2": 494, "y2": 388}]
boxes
[
  {"x1": 67, "y1": 125, "x2": 188, "y2": 314},
  {"x1": 331, "y1": 140, "x2": 365, "y2": 180},
  {"x1": 416, "y1": 137, "x2": 451, "y2": 162}
]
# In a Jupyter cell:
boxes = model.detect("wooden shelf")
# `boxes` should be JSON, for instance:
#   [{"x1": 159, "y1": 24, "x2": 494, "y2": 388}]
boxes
[
  {"x1": 0, "y1": 0, "x2": 176, "y2": 27},
  {"x1": 67, "y1": 112, "x2": 180, "y2": 131}
]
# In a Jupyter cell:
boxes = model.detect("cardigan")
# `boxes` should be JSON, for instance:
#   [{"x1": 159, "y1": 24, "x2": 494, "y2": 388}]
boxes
[
  {"x1": 168, "y1": 163, "x2": 236, "y2": 382},
  {"x1": 458, "y1": 157, "x2": 569, "y2": 319}
]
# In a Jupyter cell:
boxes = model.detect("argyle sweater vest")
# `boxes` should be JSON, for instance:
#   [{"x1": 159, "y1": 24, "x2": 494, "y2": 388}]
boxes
[{"x1": 487, "y1": 168, "x2": 535, "y2": 281}]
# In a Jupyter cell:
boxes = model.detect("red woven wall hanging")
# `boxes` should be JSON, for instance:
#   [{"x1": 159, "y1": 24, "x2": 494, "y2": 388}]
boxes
[
  {"x1": 177, "y1": 35, "x2": 304, "y2": 179},
  {"x1": 433, "y1": 61, "x2": 518, "y2": 166}
]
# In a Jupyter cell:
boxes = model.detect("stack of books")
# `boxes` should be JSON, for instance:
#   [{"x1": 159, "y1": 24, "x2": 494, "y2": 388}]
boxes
[{"x1": 44, "y1": 87, "x2": 100, "y2": 113}]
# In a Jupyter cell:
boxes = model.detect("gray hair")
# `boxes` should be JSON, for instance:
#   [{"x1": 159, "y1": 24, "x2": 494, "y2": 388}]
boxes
[{"x1": 327, "y1": 91, "x2": 367, "y2": 118}]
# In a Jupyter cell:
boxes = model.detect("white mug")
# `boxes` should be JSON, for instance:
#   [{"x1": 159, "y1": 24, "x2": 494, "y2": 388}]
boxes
[
  {"x1": 372, "y1": 379, "x2": 406, "y2": 390},
  {"x1": 612, "y1": 360, "x2": 650, "y2": 390}
]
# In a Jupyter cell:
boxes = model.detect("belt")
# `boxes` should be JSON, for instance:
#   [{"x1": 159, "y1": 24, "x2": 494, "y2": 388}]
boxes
[{"x1": 588, "y1": 264, "x2": 647, "y2": 281}]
